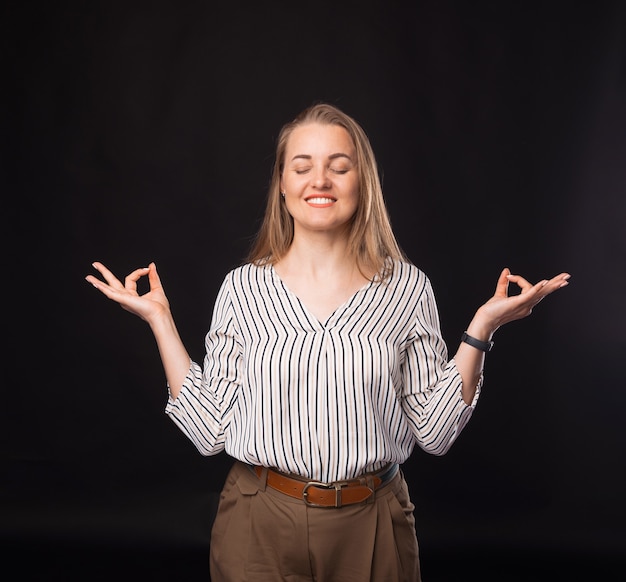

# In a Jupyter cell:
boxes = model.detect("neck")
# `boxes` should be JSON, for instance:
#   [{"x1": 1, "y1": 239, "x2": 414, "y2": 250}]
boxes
[{"x1": 281, "y1": 233, "x2": 356, "y2": 276}]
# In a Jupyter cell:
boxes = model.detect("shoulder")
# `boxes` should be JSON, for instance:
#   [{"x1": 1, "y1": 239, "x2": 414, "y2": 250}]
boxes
[
  {"x1": 221, "y1": 262, "x2": 271, "y2": 290},
  {"x1": 387, "y1": 258, "x2": 429, "y2": 286},
  {"x1": 382, "y1": 258, "x2": 436, "y2": 304}
]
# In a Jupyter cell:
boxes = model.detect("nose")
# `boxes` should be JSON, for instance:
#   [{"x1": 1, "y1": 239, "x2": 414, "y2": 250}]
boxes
[{"x1": 311, "y1": 166, "x2": 331, "y2": 189}]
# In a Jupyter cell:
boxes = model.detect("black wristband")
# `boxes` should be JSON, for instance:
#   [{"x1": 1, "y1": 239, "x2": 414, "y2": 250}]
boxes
[{"x1": 461, "y1": 331, "x2": 494, "y2": 352}]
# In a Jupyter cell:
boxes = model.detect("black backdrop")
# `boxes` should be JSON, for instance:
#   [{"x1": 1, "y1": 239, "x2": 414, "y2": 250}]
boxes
[{"x1": 4, "y1": 1, "x2": 625, "y2": 580}]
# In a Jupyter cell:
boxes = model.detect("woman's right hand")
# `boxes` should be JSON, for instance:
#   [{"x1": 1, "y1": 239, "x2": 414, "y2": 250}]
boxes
[{"x1": 85, "y1": 261, "x2": 170, "y2": 325}]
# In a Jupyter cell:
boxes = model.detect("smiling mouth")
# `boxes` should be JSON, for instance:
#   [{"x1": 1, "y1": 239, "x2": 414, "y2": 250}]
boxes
[{"x1": 306, "y1": 196, "x2": 336, "y2": 206}]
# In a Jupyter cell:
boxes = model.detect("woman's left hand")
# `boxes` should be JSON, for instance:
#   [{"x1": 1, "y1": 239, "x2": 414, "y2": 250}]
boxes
[{"x1": 476, "y1": 267, "x2": 571, "y2": 333}]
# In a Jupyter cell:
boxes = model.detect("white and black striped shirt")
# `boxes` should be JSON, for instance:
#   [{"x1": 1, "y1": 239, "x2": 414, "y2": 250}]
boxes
[{"x1": 165, "y1": 259, "x2": 481, "y2": 483}]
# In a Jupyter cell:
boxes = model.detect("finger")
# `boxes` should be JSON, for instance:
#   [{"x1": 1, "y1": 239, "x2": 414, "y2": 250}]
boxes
[
  {"x1": 552, "y1": 272, "x2": 571, "y2": 288},
  {"x1": 85, "y1": 275, "x2": 127, "y2": 301},
  {"x1": 506, "y1": 273, "x2": 535, "y2": 292},
  {"x1": 494, "y1": 267, "x2": 511, "y2": 298},
  {"x1": 90, "y1": 261, "x2": 124, "y2": 288},
  {"x1": 536, "y1": 273, "x2": 571, "y2": 297},
  {"x1": 124, "y1": 266, "x2": 151, "y2": 293},
  {"x1": 520, "y1": 273, "x2": 570, "y2": 307},
  {"x1": 147, "y1": 262, "x2": 163, "y2": 290},
  {"x1": 85, "y1": 274, "x2": 105, "y2": 289}
]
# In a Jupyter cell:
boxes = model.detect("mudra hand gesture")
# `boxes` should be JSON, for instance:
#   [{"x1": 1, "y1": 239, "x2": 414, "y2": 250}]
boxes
[
  {"x1": 475, "y1": 267, "x2": 570, "y2": 333},
  {"x1": 86, "y1": 261, "x2": 170, "y2": 325}
]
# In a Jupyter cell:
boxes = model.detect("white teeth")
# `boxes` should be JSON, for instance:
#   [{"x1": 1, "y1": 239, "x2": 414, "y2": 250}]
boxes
[{"x1": 307, "y1": 197, "x2": 335, "y2": 204}]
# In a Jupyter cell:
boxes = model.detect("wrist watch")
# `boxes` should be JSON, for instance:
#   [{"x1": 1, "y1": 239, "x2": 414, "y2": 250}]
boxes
[{"x1": 461, "y1": 331, "x2": 494, "y2": 352}]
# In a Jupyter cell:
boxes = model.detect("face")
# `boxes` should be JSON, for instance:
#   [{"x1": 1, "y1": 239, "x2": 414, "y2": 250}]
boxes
[{"x1": 280, "y1": 122, "x2": 359, "y2": 237}]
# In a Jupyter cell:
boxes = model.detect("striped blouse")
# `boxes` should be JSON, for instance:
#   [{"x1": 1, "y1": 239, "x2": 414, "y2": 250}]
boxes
[{"x1": 165, "y1": 259, "x2": 481, "y2": 483}]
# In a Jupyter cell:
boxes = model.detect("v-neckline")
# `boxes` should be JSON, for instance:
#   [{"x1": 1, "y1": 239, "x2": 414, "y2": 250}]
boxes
[{"x1": 270, "y1": 265, "x2": 372, "y2": 326}]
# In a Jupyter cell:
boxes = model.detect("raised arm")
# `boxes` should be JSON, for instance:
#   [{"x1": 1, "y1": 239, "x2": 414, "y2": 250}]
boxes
[
  {"x1": 454, "y1": 267, "x2": 571, "y2": 405},
  {"x1": 85, "y1": 261, "x2": 191, "y2": 398}
]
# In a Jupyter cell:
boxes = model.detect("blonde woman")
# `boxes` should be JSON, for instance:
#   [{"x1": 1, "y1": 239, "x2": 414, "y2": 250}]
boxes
[{"x1": 86, "y1": 103, "x2": 570, "y2": 581}]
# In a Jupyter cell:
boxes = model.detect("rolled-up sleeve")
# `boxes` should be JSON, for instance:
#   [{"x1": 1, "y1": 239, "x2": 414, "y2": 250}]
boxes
[
  {"x1": 400, "y1": 277, "x2": 482, "y2": 455},
  {"x1": 165, "y1": 276, "x2": 243, "y2": 456}
]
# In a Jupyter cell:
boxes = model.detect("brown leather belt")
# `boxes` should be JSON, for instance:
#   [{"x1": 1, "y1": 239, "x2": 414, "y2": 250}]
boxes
[{"x1": 252, "y1": 463, "x2": 399, "y2": 508}]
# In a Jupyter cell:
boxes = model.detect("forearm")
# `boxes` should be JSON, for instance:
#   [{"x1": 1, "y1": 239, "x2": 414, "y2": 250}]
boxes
[
  {"x1": 148, "y1": 313, "x2": 192, "y2": 399},
  {"x1": 452, "y1": 317, "x2": 493, "y2": 405}
]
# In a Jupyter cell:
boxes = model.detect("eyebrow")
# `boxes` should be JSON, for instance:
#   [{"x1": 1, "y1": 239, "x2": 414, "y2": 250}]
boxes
[{"x1": 290, "y1": 153, "x2": 353, "y2": 162}]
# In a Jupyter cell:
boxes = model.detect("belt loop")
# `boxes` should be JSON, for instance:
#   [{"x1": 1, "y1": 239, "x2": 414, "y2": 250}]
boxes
[{"x1": 251, "y1": 465, "x2": 269, "y2": 492}]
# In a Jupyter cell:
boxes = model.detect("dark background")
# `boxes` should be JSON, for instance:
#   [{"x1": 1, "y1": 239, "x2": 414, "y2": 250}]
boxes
[{"x1": 3, "y1": 1, "x2": 625, "y2": 580}]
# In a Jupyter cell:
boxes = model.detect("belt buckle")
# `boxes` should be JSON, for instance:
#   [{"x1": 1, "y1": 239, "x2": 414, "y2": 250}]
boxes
[{"x1": 302, "y1": 480, "x2": 351, "y2": 508}]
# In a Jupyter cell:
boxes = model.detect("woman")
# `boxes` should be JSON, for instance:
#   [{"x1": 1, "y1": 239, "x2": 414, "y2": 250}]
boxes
[{"x1": 86, "y1": 103, "x2": 570, "y2": 581}]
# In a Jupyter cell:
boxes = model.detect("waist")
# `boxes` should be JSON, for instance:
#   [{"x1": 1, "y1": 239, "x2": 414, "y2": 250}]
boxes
[{"x1": 250, "y1": 463, "x2": 399, "y2": 508}]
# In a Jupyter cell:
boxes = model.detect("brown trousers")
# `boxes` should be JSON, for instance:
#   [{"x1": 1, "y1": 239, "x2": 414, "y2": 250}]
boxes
[{"x1": 209, "y1": 461, "x2": 422, "y2": 582}]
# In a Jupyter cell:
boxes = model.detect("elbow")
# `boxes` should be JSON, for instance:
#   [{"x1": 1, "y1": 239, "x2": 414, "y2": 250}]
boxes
[
  {"x1": 193, "y1": 439, "x2": 225, "y2": 457},
  {"x1": 415, "y1": 423, "x2": 459, "y2": 456},
  {"x1": 419, "y1": 439, "x2": 454, "y2": 457}
]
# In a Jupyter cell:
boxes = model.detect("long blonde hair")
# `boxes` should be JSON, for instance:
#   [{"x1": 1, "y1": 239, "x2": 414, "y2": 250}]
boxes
[{"x1": 246, "y1": 102, "x2": 408, "y2": 280}]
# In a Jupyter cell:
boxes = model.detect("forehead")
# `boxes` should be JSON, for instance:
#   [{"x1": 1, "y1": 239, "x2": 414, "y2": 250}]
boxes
[{"x1": 285, "y1": 123, "x2": 355, "y2": 157}]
